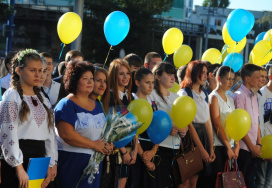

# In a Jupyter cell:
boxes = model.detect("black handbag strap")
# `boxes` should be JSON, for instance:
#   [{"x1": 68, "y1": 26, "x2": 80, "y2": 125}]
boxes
[{"x1": 179, "y1": 131, "x2": 194, "y2": 154}]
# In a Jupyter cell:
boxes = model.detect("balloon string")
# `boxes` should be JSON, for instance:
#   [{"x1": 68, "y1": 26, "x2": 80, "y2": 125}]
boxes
[
  {"x1": 103, "y1": 45, "x2": 112, "y2": 68},
  {"x1": 217, "y1": 45, "x2": 228, "y2": 64},
  {"x1": 227, "y1": 80, "x2": 243, "y2": 95},
  {"x1": 58, "y1": 43, "x2": 66, "y2": 62},
  {"x1": 163, "y1": 53, "x2": 167, "y2": 62},
  {"x1": 258, "y1": 49, "x2": 272, "y2": 67},
  {"x1": 228, "y1": 43, "x2": 237, "y2": 77}
]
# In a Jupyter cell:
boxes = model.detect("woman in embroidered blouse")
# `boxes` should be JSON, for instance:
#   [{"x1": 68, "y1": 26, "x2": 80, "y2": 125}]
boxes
[
  {"x1": 178, "y1": 60, "x2": 215, "y2": 188},
  {"x1": 108, "y1": 59, "x2": 137, "y2": 188},
  {"x1": 0, "y1": 49, "x2": 56, "y2": 188},
  {"x1": 209, "y1": 66, "x2": 239, "y2": 187},
  {"x1": 54, "y1": 61, "x2": 112, "y2": 188}
]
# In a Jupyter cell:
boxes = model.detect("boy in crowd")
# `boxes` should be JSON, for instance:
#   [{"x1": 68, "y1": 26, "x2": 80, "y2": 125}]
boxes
[
  {"x1": 124, "y1": 53, "x2": 143, "y2": 72},
  {"x1": 232, "y1": 63, "x2": 262, "y2": 188},
  {"x1": 205, "y1": 64, "x2": 221, "y2": 95},
  {"x1": 257, "y1": 66, "x2": 272, "y2": 188},
  {"x1": 40, "y1": 52, "x2": 61, "y2": 108},
  {"x1": 144, "y1": 52, "x2": 162, "y2": 71}
]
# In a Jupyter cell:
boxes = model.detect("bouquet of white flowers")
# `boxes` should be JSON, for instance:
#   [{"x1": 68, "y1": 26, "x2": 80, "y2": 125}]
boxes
[{"x1": 76, "y1": 108, "x2": 143, "y2": 187}]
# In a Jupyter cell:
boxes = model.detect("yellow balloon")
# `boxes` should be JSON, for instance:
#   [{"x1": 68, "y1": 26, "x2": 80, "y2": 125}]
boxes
[
  {"x1": 221, "y1": 45, "x2": 229, "y2": 62},
  {"x1": 252, "y1": 40, "x2": 272, "y2": 66},
  {"x1": 162, "y1": 28, "x2": 184, "y2": 55},
  {"x1": 201, "y1": 48, "x2": 222, "y2": 64},
  {"x1": 261, "y1": 135, "x2": 272, "y2": 159},
  {"x1": 57, "y1": 12, "x2": 82, "y2": 44},
  {"x1": 169, "y1": 82, "x2": 180, "y2": 94},
  {"x1": 222, "y1": 23, "x2": 235, "y2": 45},
  {"x1": 225, "y1": 109, "x2": 251, "y2": 141},
  {"x1": 127, "y1": 99, "x2": 153, "y2": 135},
  {"x1": 248, "y1": 51, "x2": 253, "y2": 63},
  {"x1": 173, "y1": 45, "x2": 193, "y2": 68},
  {"x1": 263, "y1": 29, "x2": 272, "y2": 41},
  {"x1": 171, "y1": 96, "x2": 197, "y2": 129},
  {"x1": 227, "y1": 37, "x2": 247, "y2": 53}
]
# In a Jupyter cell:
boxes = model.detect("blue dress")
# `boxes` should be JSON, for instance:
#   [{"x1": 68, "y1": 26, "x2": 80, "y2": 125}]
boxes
[{"x1": 54, "y1": 98, "x2": 106, "y2": 188}]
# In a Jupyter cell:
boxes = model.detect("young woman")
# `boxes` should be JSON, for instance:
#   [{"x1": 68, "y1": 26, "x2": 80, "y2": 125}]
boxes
[
  {"x1": 108, "y1": 58, "x2": 137, "y2": 188},
  {"x1": 178, "y1": 60, "x2": 215, "y2": 188},
  {"x1": 55, "y1": 61, "x2": 112, "y2": 188},
  {"x1": 209, "y1": 66, "x2": 239, "y2": 187},
  {"x1": 133, "y1": 68, "x2": 160, "y2": 188},
  {"x1": 89, "y1": 67, "x2": 110, "y2": 114},
  {"x1": 0, "y1": 49, "x2": 57, "y2": 188},
  {"x1": 149, "y1": 62, "x2": 187, "y2": 188}
]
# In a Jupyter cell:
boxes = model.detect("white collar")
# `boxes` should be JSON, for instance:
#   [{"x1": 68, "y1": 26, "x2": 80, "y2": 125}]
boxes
[
  {"x1": 132, "y1": 93, "x2": 152, "y2": 105},
  {"x1": 118, "y1": 90, "x2": 128, "y2": 100}
]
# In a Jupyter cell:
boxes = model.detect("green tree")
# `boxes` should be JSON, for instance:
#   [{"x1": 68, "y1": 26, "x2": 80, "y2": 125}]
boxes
[
  {"x1": 202, "y1": 0, "x2": 230, "y2": 8},
  {"x1": 82, "y1": 0, "x2": 173, "y2": 65},
  {"x1": 255, "y1": 12, "x2": 272, "y2": 32}
]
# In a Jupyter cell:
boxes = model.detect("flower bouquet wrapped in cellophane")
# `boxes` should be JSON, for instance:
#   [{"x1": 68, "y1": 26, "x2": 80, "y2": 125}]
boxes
[{"x1": 76, "y1": 108, "x2": 143, "y2": 187}]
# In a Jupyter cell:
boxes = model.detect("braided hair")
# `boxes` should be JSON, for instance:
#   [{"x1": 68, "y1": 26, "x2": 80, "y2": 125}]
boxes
[{"x1": 11, "y1": 49, "x2": 53, "y2": 128}]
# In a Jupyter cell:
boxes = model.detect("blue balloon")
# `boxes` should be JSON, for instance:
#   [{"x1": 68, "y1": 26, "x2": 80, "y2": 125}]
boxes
[
  {"x1": 113, "y1": 112, "x2": 137, "y2": 148},
  {"x1": 146, "y1": 110, "x2": 172, "y2": 144},
  {"x1": 222, "y1": 53, "x2": 243, "y2": 73},
  {"x1": 104, "y1": 11, "x2": 130, "y2": 46},
  {"x1": 226, "y1": 9, "x2": 255, "y2": 42},
  {"x1": 255, "y1": 32, "x2": 266, "y2": 45}
]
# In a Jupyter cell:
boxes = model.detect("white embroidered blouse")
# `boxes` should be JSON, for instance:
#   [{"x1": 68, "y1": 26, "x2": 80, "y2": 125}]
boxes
[{"x1": 0, "y1": 88, "x2": 57, "y2": 167}]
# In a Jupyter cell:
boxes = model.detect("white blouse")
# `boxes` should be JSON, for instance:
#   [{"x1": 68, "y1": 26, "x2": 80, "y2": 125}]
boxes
[
  {"x1": 42, "y1": 80, "x2": 61, "y2": 107},
  {"x1": 177, "y1": 89, "x2": 210, "y2": 124},
  {"x1": 209, "y1": 90, "x2": 235, "y2": 147},
  {"x1": 149, "y1": 89, "x2": 180, "y2": 149},
  {"x1": 0, "y1": 89, "x2": 57, "y2": 167}
]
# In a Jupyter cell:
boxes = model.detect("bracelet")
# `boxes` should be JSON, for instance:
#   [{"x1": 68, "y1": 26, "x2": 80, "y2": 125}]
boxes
[
  {"x1": 256, "y1": 143, "x2": 262, "y2": 148},
  {"x1": 121, "y1": 150, "x2": 128, "y2": 156}
]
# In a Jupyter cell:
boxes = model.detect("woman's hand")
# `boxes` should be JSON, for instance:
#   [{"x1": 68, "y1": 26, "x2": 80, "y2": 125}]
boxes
[
  {"x1": 128, "y1": 150, "x2": 137, "y2": 165},
  {"x1": 226, "y1": 147, "x2": 235, "y2": 160},
  {"x1": 93, "y1": 138, "x2": 112, "y2": 155},
  {"x1": 142, "y1": 150, "x2": 156, "y2": 162},
  {"x1": 200, "y1": 149, "x2": 210, "y2": 163},
  {"x1": 178, "y1": 127, "x2": 188, "y2": 138},
  {"x1": 144, "y1": 161, "x2": 155, "y2": 171},
  {"x1": 51, "y1": 165, "x2": 57, "y2": 181},
  {"x1": 16, "y1": 166, "x2": 29, "y2": 188},
  {"x1": 170, "y1": 127, "x2": 179, "y2": 136},
  {"x1": 209, "y1": 150, "x2": 216, "y2": 162},
  {"x1": 233, "y1": 147, "x2": 239, "y2": 160},
  {"x1": 121, "y1": 152, "x2": 132, "y2": 165},
  {"x1": 41, "y1": 167, "x2": 52, "y2": 188}
]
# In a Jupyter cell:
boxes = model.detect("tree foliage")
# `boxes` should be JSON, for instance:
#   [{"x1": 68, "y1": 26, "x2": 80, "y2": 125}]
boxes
[
  {"x1": 202, "y1": 0, "x2": 230, "y2": 8},
  {"x1": 82, "y1": 0, "x2": 173, "y2": 65},
  {"x1": 255, "y1": 12, "x2": 272, "y2": 32}
]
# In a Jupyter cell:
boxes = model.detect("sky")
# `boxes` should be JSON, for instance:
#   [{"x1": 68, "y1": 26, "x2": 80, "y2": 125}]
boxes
[{"x1": 193, "y1": 0, "x2": 272, "y2": 12}]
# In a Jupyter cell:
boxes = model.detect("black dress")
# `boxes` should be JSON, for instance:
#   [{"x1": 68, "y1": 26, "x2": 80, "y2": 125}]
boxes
[{"x1": 100, "y1": 91, "x2": 135, "y2": 188}]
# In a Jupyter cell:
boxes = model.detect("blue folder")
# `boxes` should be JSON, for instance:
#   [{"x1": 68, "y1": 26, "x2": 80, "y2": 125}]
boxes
[{"x1": 27, "y1": 157, "x2": 51, "y2": 180}]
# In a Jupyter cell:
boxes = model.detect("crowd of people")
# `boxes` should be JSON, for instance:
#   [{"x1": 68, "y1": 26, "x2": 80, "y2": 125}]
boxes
[{"x1": 0, "y1": 49, "x2": 271, "y2": 188}]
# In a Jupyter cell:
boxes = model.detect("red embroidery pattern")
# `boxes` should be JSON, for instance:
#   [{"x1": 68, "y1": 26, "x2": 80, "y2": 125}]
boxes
[
  {"x1": 0, "y1": 102, "x2": 18, "y2": 124},
  {"x1": 9, "y1": 140, "x2": 14, "y2": 146},
  {"x1": 2, "y1": 134, "x2": 7, "y2": 139},
  {"x1": 4, "y1": 149, "x2": 8, "y2": 155},
  {"x1": 9, "y1": 125, "x2": 14, "y2": 130},
  {"x1": 9, "y1": 156, "x2": 14, "y2": 161},
  {"x1": 25, "y1": 96, "x2": 46, "y2": 127}
]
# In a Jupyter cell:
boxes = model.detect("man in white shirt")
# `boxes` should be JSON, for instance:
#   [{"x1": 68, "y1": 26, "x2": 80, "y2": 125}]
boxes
[{"x1": 257, "y1": 67, "x2": 272, "y2": 188}]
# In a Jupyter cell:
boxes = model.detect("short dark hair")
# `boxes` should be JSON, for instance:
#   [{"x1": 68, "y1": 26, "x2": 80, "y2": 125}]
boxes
[
  {"x1": 40, "y1": 52, "x2": 52, "y2": 59},
  {"x1": 58, "y1": 61, "x2": 66, "y2": 76},
  {"x1": 241, "y1": 63, "x2": 262, "y2": 81},
  {"x1": 208, "y1": 64, "x2": 221, "y2": 76},
  {"x1": 63, "y1": 60, "x2": 95, "y2": 94},
  {"x1": 123, "y1": 53, "x2": 143, "y2": 68},
  {"x1": 144, "y1": 52, "x2": 161, "y2": 65},
  {"x1": 4, "y1": 51, "x2": 17, "y2": 70},
  {"x1": 177, "y1": 65, "x2": 188, "y2": 84},
  {"x1": 65, "y1": 50, "x2": 84, "y2": 62}
]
